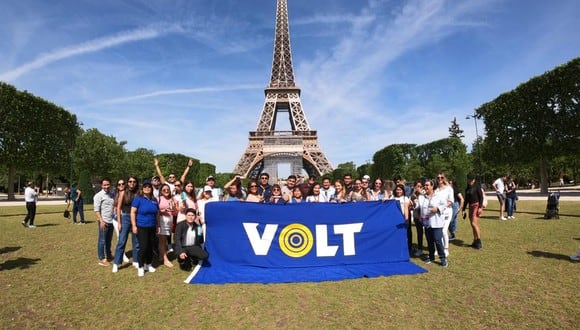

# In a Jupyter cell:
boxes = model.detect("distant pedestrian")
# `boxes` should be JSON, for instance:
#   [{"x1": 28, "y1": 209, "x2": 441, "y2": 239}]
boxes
[
  {"x1": 21, "y1": 181, "x2": 38, "y2": 228},
  {"x1": 71, "y1": 182, "x2": 85, "y2": 224},
  {"x1": 492, "y1": 174, "x2": 507, "y2": 221}
]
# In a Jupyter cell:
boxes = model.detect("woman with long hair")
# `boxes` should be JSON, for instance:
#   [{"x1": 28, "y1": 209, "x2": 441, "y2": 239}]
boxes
[
  {"x1": 435, "y1": 171, "x2": 454, "y2": 257},
  {"x1": 369, "y1": 178, "x2": 385, "y2": 201},
  {"x1": 348, "y1": 178, "x2": 369, "y2": 202},
  {"x1": 394, "y1": 184, "x2": 412, "y2": 253},
  {"x1": 269, "y1": 184, "x2": 285, "y2": 204},
  {"x1": 176, "y1": 180, "x2": 198, "y2": 224},
  {"x1": 157, "y1": 184, "x2": 177, "y2": 268},
  {"x1": 245, "y1": 180, "x2": 263, "y2": 203},
  {"x1": 112, "y1": 176, "x2": 140, "y2": 273},
  {"x1": 331, "y1": 180, "x2": 347, "y2": 203},
  {"x1": 410, "y1": 179, "x2": 426, "y2": 257},
  {"x1": 112, "y1": 179, "x2": 130, "y2": 264},
  {"x1": 383, "y1": 180, "x2": 395, "y2": 200},
  {"x1": 131, "y1": 180, "x2": 159, "y2": 277},
  {"x1": 289, "y1": 186, "x2": 305, "y2": 203},
  {"x1": 462, "y1": 173, "x2": 483, "y2": 249},
  {"x1": 306, "y1": 183, "x2": 322, "y2": 203}
]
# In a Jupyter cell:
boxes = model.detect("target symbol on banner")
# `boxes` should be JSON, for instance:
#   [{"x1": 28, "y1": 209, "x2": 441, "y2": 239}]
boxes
[{"x1": 278, "y1": 223, "x2": 314, "y2": 258}]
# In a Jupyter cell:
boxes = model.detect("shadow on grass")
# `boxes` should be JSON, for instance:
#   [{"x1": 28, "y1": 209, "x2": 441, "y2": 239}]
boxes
[
  {"x1": 527, "y1": 250, "x2": 573, "y2": 261},
  {"x1": 35, "y1": 223, "x2": 60, "y2": 227},
  {"x1": 0, "y1": 257, "x2": 41, "y2": 271},
  {"x1": 450, "y1": 239, "x2": 474, "y2": 248},
  {"x1": 0, "y1": 246, "x2": 21, "y2": 254}
]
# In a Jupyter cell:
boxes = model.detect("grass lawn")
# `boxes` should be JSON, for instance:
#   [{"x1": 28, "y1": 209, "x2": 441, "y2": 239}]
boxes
[{"x1": 1, "y1": 200, "x2": 579, "y2": 329}]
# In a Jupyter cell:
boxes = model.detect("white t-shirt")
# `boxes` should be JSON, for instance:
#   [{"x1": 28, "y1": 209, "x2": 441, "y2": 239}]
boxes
[
  {"x1": 494, "y1": 178, "x2": 505, "y2": 193},
  {"x1": 24, "y1": 187, "x2": 37, "y2": 202}
]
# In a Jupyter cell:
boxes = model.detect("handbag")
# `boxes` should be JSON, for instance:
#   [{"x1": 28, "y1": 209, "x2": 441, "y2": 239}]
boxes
[{"x1": 63, "y1": 209, "x2": 70, "y2": 218}]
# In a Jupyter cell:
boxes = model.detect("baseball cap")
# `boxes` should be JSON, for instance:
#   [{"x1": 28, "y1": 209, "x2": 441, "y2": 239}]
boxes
[
  {"x1": 152, "y1": 176, "x2": 160, "y2": 181},
  {"x1": 206, "y1": 175, "x2": 215, "y2": 181},
  {"x1": 203, "y1": 185, "x2": 213, "y2": 192},
  {"x1": 142, "y1": 180, "x2": 152, "y2": 187}
]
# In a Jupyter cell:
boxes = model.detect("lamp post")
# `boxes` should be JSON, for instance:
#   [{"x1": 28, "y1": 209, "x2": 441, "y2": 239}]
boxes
[{"x1": 466, "y1": 114, "x2": 482, "y2": 181}]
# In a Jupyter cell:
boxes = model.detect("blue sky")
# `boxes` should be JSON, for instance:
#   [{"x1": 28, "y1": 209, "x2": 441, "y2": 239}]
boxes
[{"x1": 1, "y1": 0, "x2": 579, "y2": 174}]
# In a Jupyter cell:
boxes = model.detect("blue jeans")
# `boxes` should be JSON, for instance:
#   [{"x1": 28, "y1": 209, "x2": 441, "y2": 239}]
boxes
[
  {"x1": 506, "y1": 196, "x2": 516, "y2": 216},
  {"x1": 426, "y1": 227, "x2": 445, "y2": 262},
  {"x1": 449, "y1": 202, "x2": 459, "y2": 234},
  {"x1": 97, "y1": 222, "x2": 114, "y2": 260},
  {"x1": 73, "y1": 199, "x2": 85, "y2": 223},
  {"x1": 113, "y1": 213, "x2": 139, "y2": 265}
]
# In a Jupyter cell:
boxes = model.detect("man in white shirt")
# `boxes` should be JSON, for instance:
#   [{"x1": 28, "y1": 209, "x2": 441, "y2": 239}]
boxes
[
  {"x1": 21, "y1": 182, "x2": 38, "y2": 228},
  {"x1": 320, "y1": 177, "x2": 335, "y2": 202},
  {"x1": 94, "y1": 178, "x2": 115, "y2": 266},
  {"x1": 492, "y1": 175, "x2": 507, "y2": 220}
]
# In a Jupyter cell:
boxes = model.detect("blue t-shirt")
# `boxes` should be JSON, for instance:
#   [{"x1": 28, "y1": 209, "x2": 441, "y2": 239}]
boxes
[{"x1": 131, "y1": 195, "x2": 159, "y2": 227}]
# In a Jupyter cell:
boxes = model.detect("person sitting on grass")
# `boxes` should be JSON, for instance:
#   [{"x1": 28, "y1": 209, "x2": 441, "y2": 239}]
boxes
[{"x1": 174, "y1": 208, "x2": 209, "y2": 271}]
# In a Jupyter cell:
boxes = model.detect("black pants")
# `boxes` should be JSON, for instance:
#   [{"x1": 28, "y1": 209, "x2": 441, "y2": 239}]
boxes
[
  {"x1": 414, "y1": 218, "x2": 424, "y2": 251},
  {"x1": 137, "y1": 226, "x2": 156, "y2": 268},
  {"x1": 179, "y1": 245, "x2": 209, "y2": 270},
  {"x1": 24, "y1": 202, "x2": 36, "y2": 225}
]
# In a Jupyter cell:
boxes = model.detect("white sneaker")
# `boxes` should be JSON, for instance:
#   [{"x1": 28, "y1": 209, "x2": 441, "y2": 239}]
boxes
[
  {"x1": 570, "y1": 252, "x2": 580, "y2": 261},
  {"x1": 138, "y1": 267, "x2": 145, "y2": 277},
  {"x1": 145, "y1": 264, "x2": 156, "y2": 273},
  {"x1": 132, "y1": 262, "x2": 139, "y2": 269},
  {"x1": 500, "y1": 216, "x2": 507, "y2": 221},
  {"x1": 28, "y1": 225, "x2": 37, "y2": 228},
  {"x1": 123, "y1": 255, "x2": 130, "y2": 263},
  {"x1": 112, "y1": 264, "x2": 118, "y2": 273}
]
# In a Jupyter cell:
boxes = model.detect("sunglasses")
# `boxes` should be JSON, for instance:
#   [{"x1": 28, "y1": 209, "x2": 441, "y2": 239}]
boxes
[
  {"x1": 117, "y1": 182, "x2": 125, "y2": 185},
  {"x1": 168, "y1": 175, "x2": 176, "y2": 178},
  {"x1": 273, "y1": 188, "x2": 280, "y2": 191},
  {"x1": 174, "y1": 184, "x2": 181, "y2": 187},
  {"x1": 437, "y1": 176, "x2": 444, "y2": 179},
  {"x1": 260, "y1": 177, "x2": 268, "y2": 180},
  {"x1": 250, "y1": 185, "x2": 258, "y2": 188},
  {"x1": 128, "y1": 180, "x2": 136, "y2": 183}
]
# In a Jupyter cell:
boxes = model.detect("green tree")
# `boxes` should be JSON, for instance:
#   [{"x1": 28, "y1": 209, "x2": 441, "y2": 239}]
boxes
[
  {"x1": 77, "y1": 170, "x2": 95, "y2": 204},
  {"x1": 0, "y1": 82, "x2": 79, "y2": 200},
  {"x1": 449, "y1": 117, "x2": 465, "y2": 139},
  {"x1": 328, "y1": 162, "x2": 357, "y2": 182},
  {"x1": 371, "y1": 143, "x2": 422, "y2": 182},
  {"x1": 476, "y1": 57, "x2": 580, "y2": 193},
  {"x1": 124, "y1": 148, "x2": 156, "y2": 181},
  {"x1": 73, "y1": 128, "x2": 125, "y2": 181}
]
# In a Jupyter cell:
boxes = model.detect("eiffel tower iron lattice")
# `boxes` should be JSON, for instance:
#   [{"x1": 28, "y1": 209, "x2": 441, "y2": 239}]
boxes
[{"x1": 233, "y1": 0, "x2": 333, "y2": 180}]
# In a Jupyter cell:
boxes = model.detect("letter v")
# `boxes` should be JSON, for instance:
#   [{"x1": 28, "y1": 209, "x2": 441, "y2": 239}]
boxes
[{"x1": 243, "y1": 223, "x2": 278, "y2": 255}]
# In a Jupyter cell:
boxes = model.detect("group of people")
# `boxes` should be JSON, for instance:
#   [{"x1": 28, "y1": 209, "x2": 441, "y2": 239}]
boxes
[
  {"x1": 16, "y1": 156, "x2": 491, "y2": 275},
  {"x1": 93, "y1": 159, "x2": 210, "y2": 277}
]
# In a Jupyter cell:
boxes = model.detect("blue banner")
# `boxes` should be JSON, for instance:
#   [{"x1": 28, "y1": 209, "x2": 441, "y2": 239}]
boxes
[{"x1": 187, "y1": 201, "x2": 425, "y2": 284}]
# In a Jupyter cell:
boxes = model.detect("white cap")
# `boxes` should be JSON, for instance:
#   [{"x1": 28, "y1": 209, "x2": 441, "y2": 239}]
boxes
[
  {"x1": 203, "y1": 185, "x2": 213, "y2": 192},
  {"x1": 363, "y1": 175, "x2": 371, "y2": 181}
]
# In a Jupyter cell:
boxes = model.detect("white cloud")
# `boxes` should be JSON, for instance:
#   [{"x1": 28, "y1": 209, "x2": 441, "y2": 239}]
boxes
[{"x1": 0, "y1": 23, "x2": 183, "y2": 82}]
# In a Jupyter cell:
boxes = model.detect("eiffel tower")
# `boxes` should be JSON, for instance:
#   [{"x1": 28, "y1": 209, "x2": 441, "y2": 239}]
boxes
[{"x1": 233, "y1": 0, "x2": 333, "y2": 180}]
